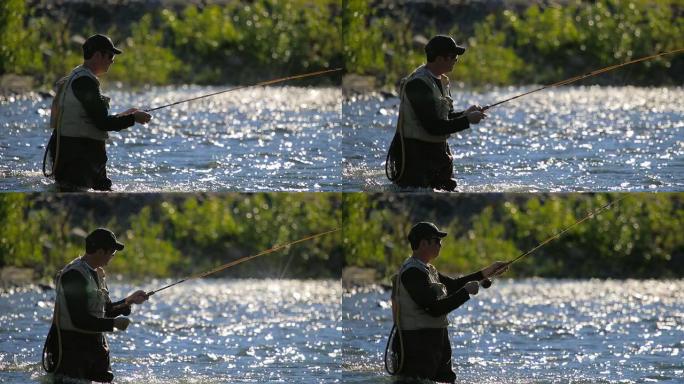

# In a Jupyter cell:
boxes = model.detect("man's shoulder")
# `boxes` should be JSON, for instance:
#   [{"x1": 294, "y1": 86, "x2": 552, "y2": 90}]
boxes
[
  {"x1": 71, "y1": 75, "x2": 99, "y2": 89},
  {"x1": 61, "y1": 268, "x2": 87, "y2": 285},
  {"x1": 404, "y1": 77, "x2": 433, "y2": 97}
]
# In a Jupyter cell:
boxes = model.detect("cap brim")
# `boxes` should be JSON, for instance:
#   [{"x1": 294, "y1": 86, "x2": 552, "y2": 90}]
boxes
[
  {"x1": 436, "y1": 231, "x2": 447, "y2": 238},
  {"x1": 114, "y1": 242, "x2": 125, "y2": 251},
  {"x1": 112, "y1": 47, "x2": 123, "y2": 55},
  {"x1": 455, "y1": 46, "x2": 466, "y2": 55}
]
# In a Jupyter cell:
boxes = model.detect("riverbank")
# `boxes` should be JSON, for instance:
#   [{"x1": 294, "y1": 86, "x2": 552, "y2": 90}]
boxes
[
  {"x1": 345, "y1": 0, "x2": 683, "y2": 88},
  {"x1": 1, "y1": 0, "x2": 343, "y2": 89}
]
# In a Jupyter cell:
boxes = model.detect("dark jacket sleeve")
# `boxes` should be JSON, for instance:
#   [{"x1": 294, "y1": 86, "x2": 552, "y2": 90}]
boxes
[
  {"x1": 71, "y1": 76, "x2": 135, "y2": 132},
  {"x1": 405, "y1": 78, "x2": 470, "y2": 136},
  {"x1": 401, "y1": 267, "x2": 471, "y2": 317},
  {"x1": 106, "y1": 299, "x2": 131, "y2": 317},
  {"x1": 439, "y1": 270, "x2": 484, "y2": 295},
  {"x1": 61, "y1": 270, "x2": 115, "y2": 332}
]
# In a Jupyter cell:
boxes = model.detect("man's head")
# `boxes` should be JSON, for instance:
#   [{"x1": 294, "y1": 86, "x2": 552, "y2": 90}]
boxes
[
  {"x1": 84, "y1": 228, "x2": 124, "y2": 267},
  {"x1": 425, "y1": 35, "x2": 466, "y2": 75},
  {"x1": 408, "y1": 222, "x2": 447, "y2": 261},
  {"x1": 82, "y1": 34, "x2": 122, "y2": 75}
]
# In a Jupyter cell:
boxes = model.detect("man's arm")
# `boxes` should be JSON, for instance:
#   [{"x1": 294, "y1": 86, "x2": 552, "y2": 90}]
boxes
[
  {"x1": 405, "y1": 78, "x2": 470, "y2": 136},
  {"x1": 106, "y1": 299, "x2": 131, "y2": 317},
  {"x1": 401, "y1": 268, "x2": 471, "y2": 317},
  {"x1": 71, "y1": 76, "x2": 135, "y2": 132},
  {"x1": 439, "y1": 270, "x2": 484, "y2": 295},
  {"x1": 61, "y1": 270, "x2": 115, "y2": 332}
]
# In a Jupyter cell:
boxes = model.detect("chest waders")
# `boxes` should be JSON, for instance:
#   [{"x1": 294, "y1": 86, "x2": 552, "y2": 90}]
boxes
[
  {"x1": 386, "y1": 67, "x2": 453, "y2": 184},
  {"x1": 41, "y1": 263, "x2": 110, "y2": 374}
]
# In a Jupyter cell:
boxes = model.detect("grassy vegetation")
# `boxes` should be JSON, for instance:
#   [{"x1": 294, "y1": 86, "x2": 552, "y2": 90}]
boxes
[
  {"x1": 3, "y1": 1, "x2": 679, "y2": 89},
  {"x1": 344, "y1": 0, "x2": 684, "y2": 87},
  {"x1": 342, "y1": 193, "x2": 683, "y2": 279},
  {"x1": 2, "y1": 193, "x2": 681, "y2": 281},
  {"x1": 0, "y1": 0, "x2": 342, "y2": 88},
  {"x1": 0, "y1": 193, "x2": 342, "y2": 280}
]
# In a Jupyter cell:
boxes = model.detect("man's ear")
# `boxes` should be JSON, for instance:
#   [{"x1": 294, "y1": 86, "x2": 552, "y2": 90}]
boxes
[{"x1": 417, "y1": 238, "x2": 426, "y2": 249}]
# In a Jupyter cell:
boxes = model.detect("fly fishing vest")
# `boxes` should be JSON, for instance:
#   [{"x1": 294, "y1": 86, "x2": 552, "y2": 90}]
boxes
[
  {"x1": 397, "y1": 65, "x2": 453, "y2": 143},
  {"x1": 52, "y1": 66, "x2": 109, "y2": 141},
  {"x1": 393, "y1": 257, "x2": 449, "y2": 330},
  {"x1": 55, "y1": 257, "x2": 109, "y2": 333}
]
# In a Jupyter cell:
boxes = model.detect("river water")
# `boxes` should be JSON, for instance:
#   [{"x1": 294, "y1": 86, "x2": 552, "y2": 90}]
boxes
[
  {"x1": 343, "y1": 86, "x2": 684, "y2": 192},
  {"x1": 342, "y1": 279, "x2": 684, "y2": 383},
  {"x1": 0, "y1": 279, "x2": 341, "y2": 383},
  {"x1": 0, "y1": 85, "x2": 341, "y2": 192}
]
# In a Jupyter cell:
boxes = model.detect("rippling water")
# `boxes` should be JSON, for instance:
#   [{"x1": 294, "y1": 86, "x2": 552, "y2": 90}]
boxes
[
  {"x1": 343, "y1": 86, "x2": 684, "y2": 192},
  {"x1": 0, "y1": 85, "x2": 341, "y2": 192},
  {"x1": 342, "y1": 279, "x2": 684, "y2": 383},
  {"x1": 0, "y1": 279, "x2": 341, "y2": 383}
]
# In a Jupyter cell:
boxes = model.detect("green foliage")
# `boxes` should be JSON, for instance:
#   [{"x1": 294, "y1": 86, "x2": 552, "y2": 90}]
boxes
[
  {"x1": 3, "y1": 1, "x2": 342, "y2": 87},
  {"x1": 0, "y1": 194, "x2": 342, "y2": 280},
  {"x1": 341, "y1": 194, "x2": 387, "y2": 269},
  {"x1": 344, "y1": 194, "x2": 684, "y2": 279},
  {"x1": 344, "y1": 0, "x2": 684, "y2": 87},
  {"x1": 500, "y1": 0, "x2": 684, "y2": 83},
  {"x1": 107, "y1": 14, "x2": 185, "y2": 86},
  {"x1": 436, "y1": 207, "x2": 520, "y2": 272},
  {"x1": 0, "y1": 194, "x2": 42, "y2": 267},
  {"x1": 110, "y1": 207, "x2": 184, "y2": 277},
  {"x1": 452, "y1": 15, "x2": 527, "y2": 86},
  {"x1": 0, "y1": 0, "x2": 43, "y2": 75}
]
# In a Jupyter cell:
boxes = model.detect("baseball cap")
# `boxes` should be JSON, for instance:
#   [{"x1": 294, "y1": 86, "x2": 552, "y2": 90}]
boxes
[
  {"x1": 85, "y1": 228, "x2": 124, "y2": 252},
  {"x1": 425, "y1": 35, "x2": 466, "y2": 58},
  {"x1": 83, "y1": 34, "x2": 123, "y2": 56},
  {"x1": 407, "y1": 222, "x2": 447, "y2": 244}
]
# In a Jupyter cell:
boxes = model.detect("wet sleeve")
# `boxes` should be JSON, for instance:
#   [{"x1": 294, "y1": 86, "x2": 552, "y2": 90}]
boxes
[
  {"x1": 401, "y1": 267, "x2": 471, "y2": 317},
  {"x1": 106, "y1": 299, "x2": 131, "y2": 317},
  {"x1": 439, "y1": 270, "x2": 484, "y2": 295},
  {"x1": 61, "y1": 270, "x2": 115, "y2": 332},
  {"x1": 405, "y1": 78, "x2": 470, "y2": 136},
  {"x1": 71, "y1": 76, "x2": 135, "y2": 132}
]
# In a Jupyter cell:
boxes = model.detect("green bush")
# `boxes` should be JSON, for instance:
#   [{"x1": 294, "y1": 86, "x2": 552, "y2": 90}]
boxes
[{"x1": 344, "y1": 0, "x2": 683, "y2": 87}]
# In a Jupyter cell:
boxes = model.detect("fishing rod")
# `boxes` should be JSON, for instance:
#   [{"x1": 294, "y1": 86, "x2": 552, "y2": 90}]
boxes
[
  {"x1": 144, "y1": 68, "x2": 342, "y2": 112},
  {"x1": 480, "y1": 195, "x2": 627, "y2": 288},
  {"x1": 144, "y1": 228, "x2": 339, "y2": 296},
  {"x1": 482, "y1": 48, "x2": 684, "y2": 111}
]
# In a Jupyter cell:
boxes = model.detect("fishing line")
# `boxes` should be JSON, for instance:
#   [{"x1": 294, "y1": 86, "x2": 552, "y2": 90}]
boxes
[
  {"x1": 481, "y1": 194, "x2": 627, "y2": 288},
  {"x1": 483, "y1": 48, "x2": 684, "y2": 111},
  {"x1": 146, "y1": 228, "x2": 339, "y2": 296},
  {"x1": 144, "y1": 68, "x2": 342, "y2": 112}
]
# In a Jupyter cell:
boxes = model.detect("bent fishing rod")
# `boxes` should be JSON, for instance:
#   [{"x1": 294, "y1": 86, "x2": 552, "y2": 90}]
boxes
[
  {"x1": 480, "y1": 195, "x2": 627, "y2": 288},
  {"x1": 144, "y1": 68, "x2": 342, "y2": 112},
  {"x1": 145, "y1": 228, "x2": 338, "y2": 296},
  {"x1": 483, "y1": 48, "x2": 684, "y2": 111}
]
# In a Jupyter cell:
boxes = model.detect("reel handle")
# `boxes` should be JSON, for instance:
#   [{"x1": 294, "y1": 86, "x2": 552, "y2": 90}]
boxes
[{"x1": 481, "y1": 278, "x2": 492, "y2": 289}]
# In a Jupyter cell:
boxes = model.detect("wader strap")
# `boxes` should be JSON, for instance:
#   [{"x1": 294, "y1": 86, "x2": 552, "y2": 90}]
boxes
[
  {"x1": 385, "y1": 88, "x2": 407, "y2": 182},
  {"x1": 42, "y1": 75, "x2": 72, "y2": 178},
  {"x1": 42, "y1": 273, "x2": 63, "y2": 373},
  {"x1": 384, "y1": 273, "x2": 405, "y2": 375}
]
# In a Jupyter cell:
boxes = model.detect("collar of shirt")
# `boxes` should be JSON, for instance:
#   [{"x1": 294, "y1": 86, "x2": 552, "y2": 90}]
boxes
[
  {"x1": 80, "y1": 256, "x2": 97, "y2": 272},
  {"x1": 426, "y1": 68, "x2": 441, "y2": 80},
  {"x1": 411, "y1": 256, "x2": 430, "y2": 268}
]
